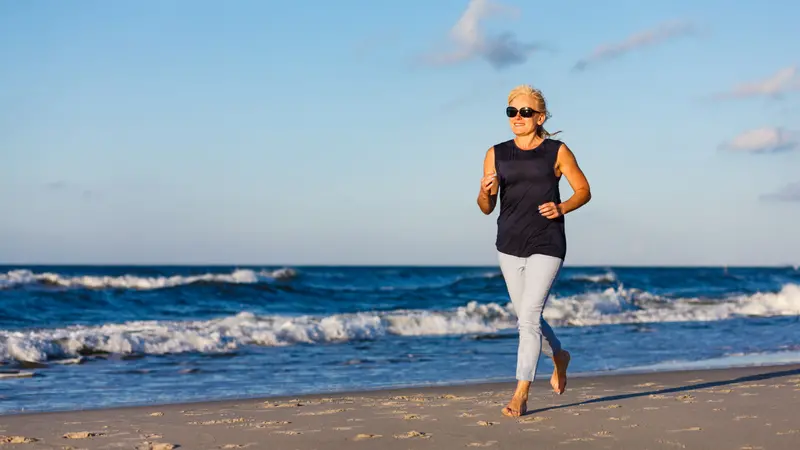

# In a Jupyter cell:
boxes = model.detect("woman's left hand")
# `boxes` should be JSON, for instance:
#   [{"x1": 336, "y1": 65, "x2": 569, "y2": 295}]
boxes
[{"x1": 539, "y1": 202, "x2": 563, "y2": 219}]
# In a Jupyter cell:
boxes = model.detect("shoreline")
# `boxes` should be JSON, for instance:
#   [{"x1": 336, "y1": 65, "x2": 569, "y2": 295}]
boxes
[
  {"x1": 3, "y1": 363, "x2": 799, "y2": 449},
  {"x1": 5, "y1": 358, "x2": 800, "y2": 418}
]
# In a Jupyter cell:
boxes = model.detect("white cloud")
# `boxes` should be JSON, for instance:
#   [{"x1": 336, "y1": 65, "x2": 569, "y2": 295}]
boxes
[
  {"x1": 573, "y1": 20, "x2": 697, "y2": 71},
  {"x1": 711, "y1": 66, "x2": 800, "y2": 100},
  {"x1": 419, "y1": 0, "x2": 542, "y2": 70},
  {"x1": 761, "y1": 182, "x2": 800, "y2": 202},
  {"x1": 719, "y1": 127, "x2": 799, "y2": 153}
]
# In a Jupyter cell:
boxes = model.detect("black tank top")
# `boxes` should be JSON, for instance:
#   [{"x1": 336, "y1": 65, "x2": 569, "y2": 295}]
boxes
[{"x1": 494, "y1": 138, "x2": 567, "y2": 259}]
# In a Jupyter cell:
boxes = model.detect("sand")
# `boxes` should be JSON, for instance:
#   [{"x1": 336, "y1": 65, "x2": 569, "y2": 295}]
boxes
[{"x1": 1, "y1": 364, "x2": 799, "y2": 449}]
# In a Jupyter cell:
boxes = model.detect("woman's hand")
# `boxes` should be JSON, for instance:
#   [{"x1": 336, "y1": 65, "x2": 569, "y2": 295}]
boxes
[
  {"x1": 539, "y1": 202, "x2": 563, "y2": 219},
  {"x1": 480, "y1": 173, "x2": 497, "y2": 195}
]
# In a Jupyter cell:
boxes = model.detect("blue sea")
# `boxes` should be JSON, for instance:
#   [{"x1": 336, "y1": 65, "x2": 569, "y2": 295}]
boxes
[{"x1": 1, "y1": 265, "x2": 799, "y2": 414}]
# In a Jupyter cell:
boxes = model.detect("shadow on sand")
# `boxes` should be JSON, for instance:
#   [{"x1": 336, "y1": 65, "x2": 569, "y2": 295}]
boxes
[{"x1": 527, "y1": 366, "x2": 800, "y2": 416}]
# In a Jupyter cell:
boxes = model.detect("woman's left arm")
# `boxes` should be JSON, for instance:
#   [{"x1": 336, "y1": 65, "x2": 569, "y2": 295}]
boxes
[{"x1": 556, "y1": 143, "x2": 591, "y2": 215}]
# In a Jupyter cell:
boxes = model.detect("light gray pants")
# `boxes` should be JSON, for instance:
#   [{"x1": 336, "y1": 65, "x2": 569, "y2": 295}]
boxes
[{"x1": 498, "y1": 251, "x2": 563, "y2": 381}]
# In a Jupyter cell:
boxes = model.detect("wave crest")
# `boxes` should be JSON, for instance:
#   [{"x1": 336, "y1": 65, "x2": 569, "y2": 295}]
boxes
[
  {"x1": 2, "y1": 284, "x2": 799, "y2": 363},
  {"x1": 0, "y1": 268, "x2": 296, "y2": 290}
]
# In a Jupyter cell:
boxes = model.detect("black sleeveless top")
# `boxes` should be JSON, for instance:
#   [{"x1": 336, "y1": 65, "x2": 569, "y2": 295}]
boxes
[{"x1": 494, "y1": 138, "x2": 567, "y2": 260}]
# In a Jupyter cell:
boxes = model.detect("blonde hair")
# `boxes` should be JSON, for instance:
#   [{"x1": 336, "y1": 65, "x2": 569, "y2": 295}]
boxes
[{"x1": 507, "y1": 84, "x2": 561, "y2": 138}]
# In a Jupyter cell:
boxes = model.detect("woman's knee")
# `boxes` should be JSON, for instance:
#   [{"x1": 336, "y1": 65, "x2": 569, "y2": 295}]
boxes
[{"x1": 517, "y1": 317, "x2": 543, "y2": 336}]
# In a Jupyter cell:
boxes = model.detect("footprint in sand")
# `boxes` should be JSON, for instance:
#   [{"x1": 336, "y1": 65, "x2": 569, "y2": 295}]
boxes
[
  {"x1": 669, "y1": 427, "x2": 702, "y2": 432},
  {"x1": 353, "y1": 433, "x2": 382, "y2": 440},
  {"x1": 263, "y1": 402, "x2": 303, "y2": 409},
  {"x1": 655, "y1": 439, "x2": 686, "y2": 448},
  {"x1": 256, "y1": 421, "x2": 291, "y2": 427},
  {"x1": 149, "y1": 412, "x2": 164, "y2": 417},
  {"x1": 634, "y1": 382, "x2": 657, "y2": 387},
  {"x1": 393, "y1": 430, "x2": 430, "y2": 439},
  {"x1": 476, "y1": 420, "x2": 496, "y2": 426},
  {"x1": 296, "y1": 408, "x2": 350, "y2": 416},
  {"x1": 1, "y1": 435, "x2": 38, "y2": 444},
  {"x1": 136, "y1": 442, "x2": 178, "y2": 450},
  {"x1": 676, "y1": 394, "x2": 696, "y2": 403},
  {"x1": 380, "y1": 401, "x2": 404, "y2": 407},
  {"x1": 459, "y1": 412, "x2": 479, "y2": 418},
  {"x1": 63, "y1": 431, "x2": 106, "y2": 439},
  {"x1": 734, "y1": 415, "x2": 758, "y2": 421},
  {"x1": 592, "y1": 431, "x2": 613, "y2": 438},
  {"x1": 188, "y1": 418, "x2": 249, "y2": 426},
  {"x1": 519, "y1": 416, "x2": 550, "y2": 423},
  {"x1": 776, "y1": 429, "x2": 799, "y2": 435},
  {"x1": 467, "y1": 441, "x2": 498, "y2": 447},
  {"x1": 598, "y1": 404, "x2": 622, "y2": 410},
  {"x1": 561, "y1": 437, "x2": 595, "y2": 444}
]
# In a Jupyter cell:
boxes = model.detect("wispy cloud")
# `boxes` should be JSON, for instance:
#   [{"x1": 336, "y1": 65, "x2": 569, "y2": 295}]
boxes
[
  {"x1": 573, "y1": 20, "x2": 698, "y2": 71},
  {"x1": 573, "y1": 21, "x2": 697, "y2": 70},
  {"x1": 718, "y1": 127, "x2": 799, "y2": 154},
  {"x1": 418, "y1": 0, "x2": 544, "y2": 70},
  {"x1": 761, "y1": 182, "x2": 800, "y2": 202},
  {"x1": 710, "y1": 66, "x2": 800, "y2": 101}
]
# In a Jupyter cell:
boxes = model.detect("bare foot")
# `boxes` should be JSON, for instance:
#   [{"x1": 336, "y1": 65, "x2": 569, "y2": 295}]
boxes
[
  {"x1": 550, "y1": 350, "x2": 570, "y2": 395},
  {"x1": 501, "y1": 394, "x2": 527, "y2": 418}
]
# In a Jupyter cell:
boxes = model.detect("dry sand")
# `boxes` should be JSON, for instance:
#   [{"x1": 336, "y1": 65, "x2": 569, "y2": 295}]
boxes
[{"x1": 2, "y1": 364, "x2": 799, "y2": 449}]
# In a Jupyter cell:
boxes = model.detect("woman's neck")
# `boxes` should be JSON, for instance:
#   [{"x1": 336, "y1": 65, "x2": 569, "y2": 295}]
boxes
[{"x1": 514, "y1": 133, "x2": 544, "y2": 150}]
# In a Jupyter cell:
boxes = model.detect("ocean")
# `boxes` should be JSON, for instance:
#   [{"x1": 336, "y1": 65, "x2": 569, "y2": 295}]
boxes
[{"x1": 1, "y1": 265, "x2": 799, "y2": 414}]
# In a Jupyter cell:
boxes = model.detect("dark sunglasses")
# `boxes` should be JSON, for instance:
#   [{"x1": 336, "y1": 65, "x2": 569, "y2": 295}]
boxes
[{"x1": 506, "y1": 106, "x2": 539, "y2": 118}]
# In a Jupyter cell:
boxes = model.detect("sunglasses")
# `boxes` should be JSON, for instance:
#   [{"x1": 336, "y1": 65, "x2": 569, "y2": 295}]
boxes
[{"x1": 506, "y1": 106, "x2": 539, "y2": 118}]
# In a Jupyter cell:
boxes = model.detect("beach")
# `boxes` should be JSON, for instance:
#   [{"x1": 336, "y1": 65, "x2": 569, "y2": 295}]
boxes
[{"x1": 3, "y1": 363, "x2": 799, "y2": 449}]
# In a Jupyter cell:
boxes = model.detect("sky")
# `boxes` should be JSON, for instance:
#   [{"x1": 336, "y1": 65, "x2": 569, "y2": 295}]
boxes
[{"x1": 1, "y1": 0, "x2": 799, "y2": 267}]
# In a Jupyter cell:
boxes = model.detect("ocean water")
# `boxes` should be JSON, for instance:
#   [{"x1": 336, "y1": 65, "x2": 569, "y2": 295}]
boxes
[{"x1": 1, "y1": 265, "x2": 799, "y2": 414}]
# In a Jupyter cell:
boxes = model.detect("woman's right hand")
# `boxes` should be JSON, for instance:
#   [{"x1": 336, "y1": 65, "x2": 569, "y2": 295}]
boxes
[{"x1": 480, "y1": 173, "x2": 497, "y2": 195}]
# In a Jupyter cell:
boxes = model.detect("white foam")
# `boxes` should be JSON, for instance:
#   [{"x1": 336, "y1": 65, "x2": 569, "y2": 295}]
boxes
[
  {"x1": 0, "y1": 268, "x2": 296, "y2": 290},
  {"x1": 544, "y1": 283, "x2": 800, "y2": 326},
  {"x1": 609, "y1": 350, "x2": 800, "y2": 373},
  {"x1": 569, "y1": 270, "x2": 618, "y2": 284},
  {"x1": 2, "y1": 283, "x2": 799, "y2": 363}
]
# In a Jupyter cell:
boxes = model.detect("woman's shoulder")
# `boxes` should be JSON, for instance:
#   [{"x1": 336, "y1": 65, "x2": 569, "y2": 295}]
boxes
[
  {"x1": 545, "y1": 137, "x2": 565, "y2": 147},
  {"x1": 491, "y1": 139, "x2": 516, "y2": 157}
]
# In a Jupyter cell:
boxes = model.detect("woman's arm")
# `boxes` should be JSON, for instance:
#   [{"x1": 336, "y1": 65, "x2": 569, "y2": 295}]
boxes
[
  {"x1": 477, "y1": 147, "x2": 498, "y2": 215},
  {"x1": 555, "y1": 143, "x2": 591, "y2": 215}
]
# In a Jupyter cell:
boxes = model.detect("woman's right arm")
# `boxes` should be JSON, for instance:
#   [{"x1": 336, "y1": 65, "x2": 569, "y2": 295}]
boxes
[{"x1": 477, "y1": 147, "x2": 498, "y2": 215}]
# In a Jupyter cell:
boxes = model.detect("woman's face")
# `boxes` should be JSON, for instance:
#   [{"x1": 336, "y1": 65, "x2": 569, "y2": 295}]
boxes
[{"x1": 506, "y1": 95, "x2": 543, "y2": 137}]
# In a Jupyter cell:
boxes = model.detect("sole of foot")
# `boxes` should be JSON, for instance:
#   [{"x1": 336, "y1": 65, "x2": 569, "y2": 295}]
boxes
[{"x1": 550, "y1": 350, "x2": 570, "y2": 395}]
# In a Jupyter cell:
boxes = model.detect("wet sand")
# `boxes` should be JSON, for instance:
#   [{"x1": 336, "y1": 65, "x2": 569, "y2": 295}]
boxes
[{"x1": 2, "y1": 363, "x2": 799, "y2": 449}]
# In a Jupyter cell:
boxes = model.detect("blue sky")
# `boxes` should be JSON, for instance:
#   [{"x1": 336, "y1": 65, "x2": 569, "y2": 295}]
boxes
[{"x1": 1, "y1": 0, "x2": 799, "y2": 266}]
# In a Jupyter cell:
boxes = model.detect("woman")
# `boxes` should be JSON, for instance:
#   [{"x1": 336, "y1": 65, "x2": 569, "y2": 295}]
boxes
[{"x1": 477, "y1": 84, "x2": 591, "y2": 418}]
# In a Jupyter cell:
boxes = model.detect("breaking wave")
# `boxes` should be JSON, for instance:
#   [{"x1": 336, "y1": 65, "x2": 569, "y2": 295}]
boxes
[
  {"x1": 3, "y1": 283, "x2": 799, "y2": 363},
  {"x1": 0, "y1": 268, "x2": 297, "y2": 290}
]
